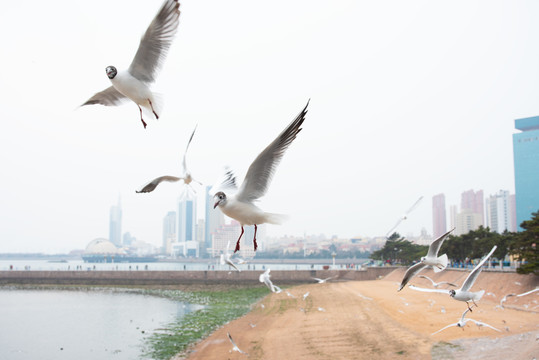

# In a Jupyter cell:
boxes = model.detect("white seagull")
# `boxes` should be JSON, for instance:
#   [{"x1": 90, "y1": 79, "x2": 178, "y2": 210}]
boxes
[
  {"x1": 227, "y1": 332, "x2": 247, "y2": 354},
  {"x1": 82, "y1": 0, "x2": 180, "y2": 128},
  {"x1": 303, "y1": 291, "x2": 310, "y2": 300},
  {"x1": 259, "y1": 269, "x2": 280, "y2": 293},
  {"x1": 212, "y1": 100, "x2": 309, "y2": 252},
  {"x1": 136, "y1": 125, "x2": 201, "y2": 193},
  {"x1": 418, "y1": 275, "x2": 457, "y2": 289},
  {"x1": 312, "y1": 276, "x2": 335, "y2": 284},
  {"x1": 431, "y1": 307, "x2": 501, "y2": 335},
  {"x1": 398, "y1": 228, "x2": 454, "y2": 291},
  {"x1": 220, "y1": 240, "x2": 240, "y2": 272},
  {"x1": 385, "y1": 196, "x2": 424, "y2": 238},
  {"x1": 498, "y1": 293, "x2": 516, "y2": 309},
  {"x1": 410, "y1": 245, "x2": 497, "y2": 311}
]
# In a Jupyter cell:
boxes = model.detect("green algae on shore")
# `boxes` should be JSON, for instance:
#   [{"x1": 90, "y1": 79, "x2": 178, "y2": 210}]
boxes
[{"x1": 142, "y1": 287, "x2": 268, "y2": 360}]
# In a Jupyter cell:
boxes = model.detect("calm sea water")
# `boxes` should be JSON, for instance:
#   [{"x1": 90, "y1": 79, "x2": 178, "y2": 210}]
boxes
[{"x1": 0, "y1": 288, "x2": 201, "y2": 360}]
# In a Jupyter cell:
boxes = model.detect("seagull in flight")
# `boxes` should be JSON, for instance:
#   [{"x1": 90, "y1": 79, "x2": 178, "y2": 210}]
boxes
[
  {"x1": 398, "y1": 228, "x2": 454, "y2": 291},
  {"x1": 497, "y1": 293, "x2": 516, "y2": 309},
  {"x1": 136, "y1": 125, "x2": 201, "y2": 193},
  {"x1": 312, "y1": 276, "x2": 335, "y2": 284},
  {"x1": 431, "y1": 306, "x2": 501, "y2": 335},
  {"x1": 418, "y1": 275, "x2": 457, "y2": 289},
  {"x1": 410, "y1": 245, "x2": 497, "y2": 312},
  {"x1": 385, "y1": 196, "x2": 423, "y2": 238},
  {"x1": 259, "y1": 269, "x2": 280, "y2": 293},
  {"x1": 212, "y1": 100, "x2": 309, "y2": 252},
  {"x1": 220, "y1": 240, "x2": 240, "y2": 272},
  {"x1": 227, "y1": 332, "x2": 247, "y2": 355},
  {"x1": 82, "y1": 0, "x2": 180, "y2": 128}
]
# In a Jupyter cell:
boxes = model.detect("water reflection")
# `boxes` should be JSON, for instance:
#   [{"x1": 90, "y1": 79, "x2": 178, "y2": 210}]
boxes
[{"x1": 0, "y1": 288, "x2": 198, "y2": 360}]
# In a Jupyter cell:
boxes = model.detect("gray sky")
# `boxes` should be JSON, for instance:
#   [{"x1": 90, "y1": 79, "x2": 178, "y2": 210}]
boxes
[{"x1": 1, "y1": 0, "x2": 537, "y2": 253}]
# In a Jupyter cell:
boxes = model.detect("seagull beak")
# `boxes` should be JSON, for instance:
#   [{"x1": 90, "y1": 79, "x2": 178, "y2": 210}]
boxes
[{"x1": 213, "y1": 201, "x2": 219, "y2": 209}]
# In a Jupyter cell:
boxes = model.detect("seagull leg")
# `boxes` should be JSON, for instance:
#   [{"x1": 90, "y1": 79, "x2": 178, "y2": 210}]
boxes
[
  {"x1": 138, "y1": 106, "x2": 147, "y2": 129},
  {"x1": 234, "y1": 227, "x2": 244, "y2": 253},
  {"x1": 253, "y1": 224, "x2": 258, "y2": 251},
  {"x1": 466, "y1": 301, "x2": 473, "y2": 312},
  {"x1": 148, "y1": 99, "x2": 159, "y2": 119}
]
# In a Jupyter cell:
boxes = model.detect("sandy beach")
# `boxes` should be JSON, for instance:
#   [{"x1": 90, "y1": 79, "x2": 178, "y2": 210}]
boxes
[{"x1": 176, "y1": 268, "x2": 538, "y2": 360}]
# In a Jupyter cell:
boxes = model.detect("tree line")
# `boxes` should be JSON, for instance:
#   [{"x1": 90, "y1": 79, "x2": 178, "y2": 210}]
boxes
[{"x1": 370, "y1": 210, "x2": 539, "y2": 275}]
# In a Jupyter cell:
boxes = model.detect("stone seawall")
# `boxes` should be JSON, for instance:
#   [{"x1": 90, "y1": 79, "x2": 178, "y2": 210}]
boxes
[{"x1": 0, "y1": 267, "x2": 396, "y2": 286}]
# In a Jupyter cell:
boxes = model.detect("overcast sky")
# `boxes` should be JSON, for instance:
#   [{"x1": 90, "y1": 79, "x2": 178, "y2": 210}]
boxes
[{"x1": 1, "y1": 0, "x2": 538, "y2": 253}]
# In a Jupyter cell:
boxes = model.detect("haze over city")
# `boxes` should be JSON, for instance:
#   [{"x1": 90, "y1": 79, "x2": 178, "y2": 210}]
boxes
[{"x1": 1, "y1": 0, "x2": 538, "y2": 253}]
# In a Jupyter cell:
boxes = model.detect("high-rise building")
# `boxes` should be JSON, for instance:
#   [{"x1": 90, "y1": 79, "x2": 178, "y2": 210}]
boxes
[
  {"x1": 432, "y1": 193, "x2": 447, "y2": 239},
  {"x1": 513, "y1": 116, "x2": 539, "y2": 230},
  {"x1": 461, "y1": 189, "x2": 484, "y2": 226},
  {"x1": 109, "y1": 196, "x2": 122, "y2": 247},
  {"x1": 454, "y1": 209, "x2": 482, "y2": 235},
  {"x1": 486, "y1": 190, "x2": 516, "y2": 233},
  {"x1": 177, "y1": 187, "x2": 198, "y2": 257},
  {"x1": 162, "y1": 211, "x2": 176, "y2": 254},
  {"x1": 204, "y1": 186, "x2": 224, "y2": 256}
]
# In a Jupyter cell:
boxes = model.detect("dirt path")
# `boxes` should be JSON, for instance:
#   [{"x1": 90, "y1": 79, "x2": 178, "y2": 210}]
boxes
[{"x1": 178, "y1": 271, "x2": 539, "y2": 360}]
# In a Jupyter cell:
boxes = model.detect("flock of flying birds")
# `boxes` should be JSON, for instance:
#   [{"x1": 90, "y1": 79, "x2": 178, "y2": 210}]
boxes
[
  {"x1": 80, "y1": 0, "x2": 309, "y2": 254},
  {"x1": 78, "y1": 0, "x2": 537, "y2": 353}
]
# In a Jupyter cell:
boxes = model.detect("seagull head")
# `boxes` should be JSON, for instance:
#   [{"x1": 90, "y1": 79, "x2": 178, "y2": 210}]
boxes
[
  {"x1": 106, "y1": 66, "x2": 117, "y2": 79},
  {"x1": 213, "y1": 191, "x2": 227, "y2": 208},
  {"x1": 449, "y1": 289, "x2": 456, "y2": 298},
  {"x1": 420, "y1": 256, "x2": 426, "y2": 262}
]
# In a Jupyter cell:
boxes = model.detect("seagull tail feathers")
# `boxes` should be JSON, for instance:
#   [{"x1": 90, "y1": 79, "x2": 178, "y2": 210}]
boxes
[
  {"x1": 473, "y1": 289, "x2": 485, "y2": 301},
  {"x1": 264, "y1": 212, "x2": 289, "y2": 225},
  {"x1": 433, "y1": 253, "x2": 448, "y2": 273}
]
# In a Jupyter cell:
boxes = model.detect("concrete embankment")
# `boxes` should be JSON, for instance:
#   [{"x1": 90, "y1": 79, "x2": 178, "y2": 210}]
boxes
[{"x1": 0, "y1": 267, "x2": 396, "y2": 286}]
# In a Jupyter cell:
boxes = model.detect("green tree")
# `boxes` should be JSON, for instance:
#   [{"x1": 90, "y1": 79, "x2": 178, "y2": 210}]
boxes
[
  {"x1": 370, "y1": 233, "x2": 428, "y2": 265},
  {"x1": 509, "y1": 211, "x2": 539, "y2": 275}
]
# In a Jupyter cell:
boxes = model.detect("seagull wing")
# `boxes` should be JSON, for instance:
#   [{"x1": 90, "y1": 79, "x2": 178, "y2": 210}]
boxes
[
  {"x1": 409, "y1": 285, "x2": 451, "y2": 294},
  {"x1": 209, "y1": 166, "x2": 238, "y2": 196},
  {"x1": 82, "y1": 86, "x2": 127, "y2": 107},
  {"x1": 516, "y1": 288, "x2": 539, "y2": 297},
  {"x1": 438, "y1": 281, "x2": 458, "y2": 287},
  {"x1": 398, "y1": 262, "x2": 428, "y2": 291},
  {"x1": 427, "y1": 228, "x2": 454, "y2": 258},
  {"x1": 128, "y1": 0, "x2": 180, "y2": 83},
  {"x1": 136, "y1": 176, "x2": 182, "y2": 193},
  {"x1": 181, "y1": 124, "x2": 197, "y2": 175},
  {"x1": 404, "y1": 196, "x2": 424, "y2": 215},
  {"x1": 418, "y1": 275, "x2": 436, "y2": 286},
  {"x1": 385, "y1": 218, "x2": 404, "y2": 238},
  {"x1": 469, "y1": 319, "x2": 501, "y2": 332},
  {"x1": 460, "y1": 245, "x2": 497, "y2": 292},
  {"x1": 235, "y1": 100, "x2": 309, "y2": 203},
  {"x1": 227, "y1": 332, "x2": 246, "y2": 354},
  {"x1": 432, "y1": 323, "x2": 458, "y2": 335}
]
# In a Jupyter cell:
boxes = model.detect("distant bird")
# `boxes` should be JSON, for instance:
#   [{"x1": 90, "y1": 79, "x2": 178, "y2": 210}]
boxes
[
  {"x1": 418, "y1": 275, "x2": 457, "y2": 289},
  {"x1": 431, "y1": 307, "x2": 501, "y2": 335},
  {"x1": 285, "y1": 290, "x2": 295, "y2": 298},
  {"x1": 212, "y1": 100, "x2": 309, "y2": 252},
  {"x1": 220, "y1": 240, "x2": 240, "y2": 272},
  {"x1": 398, "y1": 228, "x2": 454, "y2": 291},
  {"x1": 410, "y1": 245, "x2": 497, "y2": 312},
  {"x1": 303, "y1": 291, "x2": 310, "y2": 300},
  {"x1": 516, "y1": 287, "x2": 539, "y2": 298},
  {"x1": 498, "y1": 293, "x2": 516, "y2": 309},
  {"x1": 317, "y1": 307, "x2": 326, "y2": 312},
  {"x1": 385, "y1": 196, "x2": 423, "y2": 238},
  {"x1": 312, "y1": 276, "x2": 335, "y2": 284},
  {"x1": 82, "y1": 0, "x2": 181, "y2": 128},
  {"x1": 259, "y1": 269, "x2": 280, "y2": 293},
  {"x1": 227, "y1": 332, "x2": 247, "y2": 354},
  {"x1": 136, "y1": 125, "x2": 201, "y2": 193}
]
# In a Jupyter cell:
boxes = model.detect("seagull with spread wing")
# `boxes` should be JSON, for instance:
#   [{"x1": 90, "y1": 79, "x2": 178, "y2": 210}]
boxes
[
  {"x1": 398, "y1": 228, "x2": 454, "y2": 291},
  {"x1": 213, "y1": 100, "x2": 309, "y2": 252},
  {"x1": 431, "y1": 306, "x2": 501, "y2": 335},
  {"x1": 312, "y1": 276, "x2": 335, "y2": 284},
  {"x1": 227, "y1": 332, "x2": 247, "y2": 355},
  {"x1": 410, "y1": 245, "x2": 497, "y2": 312},
  {"x1": 418, "y1": 275, "x2": 457, "y2": 289},
  {"x1": 136, "y1": 125, "x2": 201, "y2": 193},
  {"x1": 82, "y1": 0, "x2": 181, "y2": 128},
  {"x1": 385, "y1": 196, "x2": 423, "y2": 238},
  {"x1": 220, "y1": 240, "x2": 240, "y2": 272}
]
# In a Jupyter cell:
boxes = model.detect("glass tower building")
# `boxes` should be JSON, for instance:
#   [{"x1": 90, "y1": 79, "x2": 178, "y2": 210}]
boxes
[{"x1": 513, "y1": 116, "x2": 539, "y2": 230}]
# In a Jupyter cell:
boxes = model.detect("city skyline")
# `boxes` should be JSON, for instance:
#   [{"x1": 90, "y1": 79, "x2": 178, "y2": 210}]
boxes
[{"x1": 3, "y1": 1, "x2": 539, "y2": 253}]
